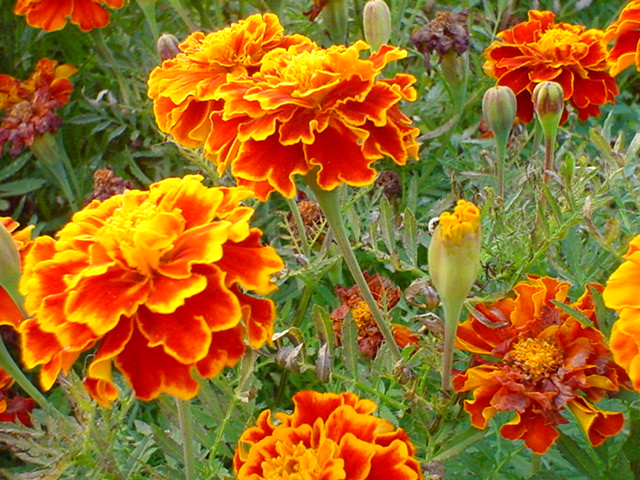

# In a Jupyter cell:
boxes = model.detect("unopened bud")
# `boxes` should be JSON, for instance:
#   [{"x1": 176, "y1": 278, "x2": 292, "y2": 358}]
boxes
[
  {"x1": 482, "y1": 86, "x2": 517, "y2": 144},
  {"x1": 0, "y1": 222, "x2": 21, "y2": 300},
  {"x1": 428, "y1": 200, "x2": 481, "y2": 306},
  {"x1": 156, "y1": 33, "x2": 181, "y2": 62},
  {"x1": 363, "y1": 0, "x2": 391, "y2": 51},
  {"x1": 532, "y1": 81, "x2": 564, "y2": 135}
]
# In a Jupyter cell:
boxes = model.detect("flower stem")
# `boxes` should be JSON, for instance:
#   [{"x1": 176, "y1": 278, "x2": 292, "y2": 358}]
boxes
[
  {"x1": 286, "y1": 197, "x2": 312, "y2": 260},
  {"x1": 176, "y1": 398, "x2": 196, "y2": 480},
  {"x1": 495, "y1": 135, "x2": 507, "y2": 199},
  {"x1": 441, "y1": 299, "x2": 463, "y2": 390},
  {"x1": 135, "y1": 0, "x2": 160, "y2": 40},
  {"x1": 306, "y1": 181, "x2": 403, "y2": 363},
  {"x1": 168, "y1": 0, "x2": 198, "y2": 32},
  {"x1": 542, "y1": 133, "x2": 556, "y2": 185}
]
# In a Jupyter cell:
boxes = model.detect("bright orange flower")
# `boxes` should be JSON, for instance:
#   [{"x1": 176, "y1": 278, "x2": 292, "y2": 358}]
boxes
[
  {"x1": 453, "y1": 276, "x2": 629, "y2": 454},
  {"x1": 18, "y1": 175, "x2": 284, "y2": 407},
  {"x1": 604, "y1": 0, "x2": 640, "y2": 76},
  {"x1": 483, "y1": 10, "x2": 617, "y2": 124},
  {"x1": 0, "y1": 58, "x2": 77, "y2": 156},
  {"x1": 234, "y1": 390, "x2": 423, "y2": 480},
  {"x1": 14, "y1": 0, "x2": 125, "y2": 32},
  {"x1": 331, "y1": 273, "x2": 418, "y2": 358},
  {"x1": 604, "y1": 234, "x2": 640, "y2": 390},
  {"x1": 210, "y1": 40, "x2": 420, "y2": 200},
  {"x1": 0, "y1": 217, "x2": 32, "y2": 328},
  {"x1": 148, "y1": 13, "x2": 313, "y2": 152}
]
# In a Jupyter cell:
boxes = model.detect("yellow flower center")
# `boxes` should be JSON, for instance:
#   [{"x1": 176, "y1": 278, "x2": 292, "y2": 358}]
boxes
[
  {"x1": 261, "y1": 438, "x2": 340, "y2": 480},
  {"x1": 351, "y1": 300, "x2": 376, "y2": 330},
  {"x1": 437, "y1": 199, "x2": 480, "y2": 245},
  {"x1": 104, "y1": 198, "x2": 158, "y2": 237},
  {"x1": 509, "y1": 337, "x2": 563, "y2": 378},
  {"x1": 537, "y1": 28, "x2": 581, "y2": 52}
]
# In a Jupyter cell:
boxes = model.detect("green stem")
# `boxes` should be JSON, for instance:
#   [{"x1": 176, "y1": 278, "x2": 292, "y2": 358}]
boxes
[
  {"x1": 496, "y1": 134, "x2": 507, "y2": 199},
  {"x1": 322, "y1": 0, "x2": 349, "y2": 45},
  {"x1": 90, "y1": 30, "x2": 137, "y2": 105},
  {"x1": 542, "y1": 133, "x2": 556, "y2": 185},
  {"x1": 530, "y1": 453, "x2": 542, "y2": 478},
  {"x1": 286, "y1": 197, "x2": 312, "y2": 259},
  {"x1": 135, "y1": 0, "x2": 159, "y2": 40},
  {"x1": 441, "y1": 299, "x2": 463, "y2": 391},
  {"x1": 306, "y1": 181, "x2": 403, "y2": 363},
  {"x1": 168, "y1": 0, "x2": 198, "y2": 32},
  {"x1": 176, "y1": 398, "x2": 196, "y2": 480}
]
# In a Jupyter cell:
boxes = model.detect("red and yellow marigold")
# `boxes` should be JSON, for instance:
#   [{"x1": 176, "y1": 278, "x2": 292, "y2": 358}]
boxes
[
  {"x1": 14, "y1": 0, "x2": 125, "y2": 32},
  {"x1": 234, "y1": 390, "x2": 423, "y2": 479},
  {"x1": 0, "y1": 58, "x2": 76, "y2": 156},
  {"x1": 483, "y1": 10, "x2": 617, "y2": 124},
  {"x1": 17, "y1": 175, "x2": 284, "y2": 407},
  {"x1": 604, "y1": 0, "x2": 640, "y2": 76},
  {"x1": 453, "y1": 276, "x2": 629, "y2": 454},
  {"x1": 604, "y1": 234, "x2": 640, "y2": 391}
]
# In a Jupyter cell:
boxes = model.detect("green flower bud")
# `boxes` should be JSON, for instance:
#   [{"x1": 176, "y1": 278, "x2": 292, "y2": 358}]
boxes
[
  {"x1": 532, "y1": 81, "x2": 564, "y2": 137},
  {"x1": 157, "y1": 33, "x2": 181, "y2": 62},
  {"x1": 0, "y1": 223, "x2": 21, "y2": 300},
  {"x1": 363, "y1": 0, "x2": 391, "y2": 52},
  {"x1": 482, "y1": 85, "x2": 517, "y2": 144}
]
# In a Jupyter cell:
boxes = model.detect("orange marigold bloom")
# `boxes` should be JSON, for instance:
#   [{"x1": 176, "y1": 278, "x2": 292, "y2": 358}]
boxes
[
  {"x1": 483, "y1": 10, "x2": 617, "y2": 123},
  {"x1": 331, "y1": 273, "x2": 418, "y2": 358},
  {"x1": 234, "y1": 390, "x2": 423, "y2": 479},
  {"x1": 17, "y1": 175, "x2": 284, "y2": 407},
  {"x1": 14, "y1": 0, "x2": 125, "y2": 32},
  {"x1": 453, "y1": 276, "x2": 629, "y2": 454},
  {"x1": 0, "y1": 58, "x2": 77, "y2": 156},
  {"x1": 210, "y1": 40, "x2": 420, "y2": 200},
  {"x1": 604, "y1": 234, "x2": 640, "y2": 390},
  {"x1": 604, "y1": 0, "x2": 640, "y2": 76},
  {"x1": 148, "y1": 13, "x2": 313, "y2": 153}
]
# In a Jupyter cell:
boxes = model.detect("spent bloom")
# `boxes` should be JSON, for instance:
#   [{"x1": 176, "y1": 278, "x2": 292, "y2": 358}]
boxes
[
  {"x1": 14, "y1": 0, "x2": 125, "y2": 31},
  {"x1": 603, "y1": 234, "x2": 640, "y2": 391},
  {"x1": 331, "y1": 273, "x2": 419, "y2": 358},
  {"x1": 0, "y1": 58, "x2": 76, "y2": 156},
  {"x1": 604, "y1": 0, "x2": 640, "y2": 76},
  {"x1": 483, "y1": 10, "x2": 617, "y2": 124},
  {"x1": 234, "y1": 390, "x2": 423, "y2": 479},
  {"x1": 17, "y1": 175, "x2": 284, "y2": 407},
  {"x1": 454, "y1": 276, "x2": 630, "y2": 454}
]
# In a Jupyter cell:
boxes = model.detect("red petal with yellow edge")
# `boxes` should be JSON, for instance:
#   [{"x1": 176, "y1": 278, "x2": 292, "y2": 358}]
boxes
[
  {"x1": 235, "y1": 289, "x2": 275, "y2": 348},
  {"x1": 368, "y1": 439, "x2": 421, "y2": 480},
  {"x1": 154, "y1": 97, "x2": 213, "y2": 147},
  {"x1": 337, "y1": 433, "x2": 376, "y2": 479},
  {"x1": 217, "y1": 229, "x2": 284, "y2": 294},
  {"x1": 0, "y1": 285, "x2": 24, "y2": 328},
  {"x1": 277, "y1": 109, "x2": 330, "y2": 145},
  {"x1": 567, "y1": 397, "x2": 624, "y2": 447},
  {"x1": 65, "y1": 267, "x2": 152, "y2": 336},
  {"x1": 145, "y1": 274, "x2": 207, "y2": 314},
  {"x1": 337, "y1": 82, "x2": 403, "y2": 127},
  {"x1": 70, "y1": 0, "x2": 111, "y2": 31},
  {"x1": 20, "y1": 317, "x2": 63, "y2": 369},
  {"x1": 195, "y1": 324, "x2": 245, "y2": 378},
  {"x1": 500, "y1": 411, "x2": 559, "y2": 454},
  {"x1": 362, "y1": 122, "x2": 407, "y2": 165},
  {"x1": 306, "y1": 124, "x2": 377, "y2": 190},
  {"x1": 16, "y1": 0, "x2": 73, "y2": 32},
  {"x1": 156, "y1": 175, "x2": 223, "y2": 227},
  {"x1": 326, "y1": 405, "x2": 383, "y2": 443},
  {"x1": 115, "y1": 321, "x2": 199, "y2": 401},
  {"x1": 84, "y1": 316, "x2": 134, "y2": 407}
]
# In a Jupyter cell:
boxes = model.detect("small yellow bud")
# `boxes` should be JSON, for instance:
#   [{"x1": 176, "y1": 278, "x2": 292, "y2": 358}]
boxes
[
  {"x1": 428, "y1": 200, "x2": 481, "y2": 306},
  {"x1": 156, "y1": 33, "x2": 181, "y2": 62},
  {"x1": 482, "y1": 85, "x2": 517, "y2": 144},
  {"x1": 363, "y1": 0, "x2": 392, "y2": 51},
  {"x1": 532, "y1": 81, "x2": 564, "y2": 137}
]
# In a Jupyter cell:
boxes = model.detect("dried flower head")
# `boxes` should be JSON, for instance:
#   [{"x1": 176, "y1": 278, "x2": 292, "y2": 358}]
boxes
[
  {"x1": 454, "y1": 276, "x2": 630, "y2": 454},
  {"x1": 0, "y1": 59, "x2": 76, "y2": 156},
  {"x1": 88, "y1": 167, "x2": 134, "y2": 203}
]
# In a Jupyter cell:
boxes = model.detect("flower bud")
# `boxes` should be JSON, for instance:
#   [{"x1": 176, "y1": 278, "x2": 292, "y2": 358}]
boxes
[
  {"x1": 482, "y1": 85, "x2": 517, "y2": 144},
  {"x1": 428, "y1": 200, "x2": 481, "y2": 306},
  {"x1": 363, "y1": 0, "x2": 391, "y2": 51},
  {"x1": 156, "y1": 33, "x2": 181, "y2": 62},
  {"x1": 532, "y1": 81, "x2": 564, "y2": 136},
  {"x1": 0, "y1": 222, "x2": 21, "y2": 301}
]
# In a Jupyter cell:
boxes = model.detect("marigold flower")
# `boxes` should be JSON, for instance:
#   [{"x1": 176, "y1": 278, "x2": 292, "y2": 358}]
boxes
[
  {"x1": 14, "y1": 0, "x2": 125, "y2": 32},
  {"x1": 453, "y1": 276, "x2": 630, "y2": 454},
  {"x1": 17, "y1": 175, "x2": 284, "y2": 407},
  {"x1": 604, "y1": 0, "x2": 640, "y2": 76},
  {"x1": 0, "y1": 217, "x2": 32, "y2": 328},
  {"x1": 210, "y1": 40, "x2": 420, "y2": 200},
  {"x1": 603, "y1": 234, "x2": 640, "y2": 390},
  {"x1": 0, "y1": 369, "x2": 35, "y2": 427},
  {"x1": 483, "y1": 10, "x2": 618, "y2": 123},
  {"x1": 0, "y1": 58, "x2": 77, "y2": 156},
  {"x1": 233, "y1": 390, "x2": 423, "y2": 479},
  {"x1": 148, "y1": 13, "x2": 313, "y2": 153},
  {"x1": 331, "y1": 273, "x2": 418, "y2": 358}
]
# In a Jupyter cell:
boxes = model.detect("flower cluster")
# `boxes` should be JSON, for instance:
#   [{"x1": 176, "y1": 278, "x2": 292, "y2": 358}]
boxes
[
  {"x1": 234, "y1": 390, "x2": 423, "y2": 479},
  {"x1": 0, "y1": 58, "x2": 76, "y2": 156},
  {"x1": 331, "y1": 273, "x2": 418, "y2": 358},
  {"x1": 483, "y1": 10, "x2": 617, "y2": 124},
  {"x1": 604, "y1": 0, "x2": 640, "y2": 76},
  {"x1": 604, "y1": 235, "x2": 640, "y2": 391},
  {"x1": 15, "y1": 0, "x2": 125, "y2": 32},
  {"x1": 18, "y1": 175, "x2": 284, "y2": 406},
  {"x1": 453, "y1": 276, "x2": 629, "y2": 454},
  {"x1": 148, "y1": 13, "x2": 419, "y2": 200}
]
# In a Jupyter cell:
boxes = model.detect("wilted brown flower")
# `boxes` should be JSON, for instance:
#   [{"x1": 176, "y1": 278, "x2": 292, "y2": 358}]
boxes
[
  {"x1": 88, "y1": 167, "x2": 134, "y2": 202},
  {"x1": 287, "y1": 191, "x2": 326, "y2": 244},
  {"x1": 375, "y1": 170, "x2": 402, "y2": 201}
]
